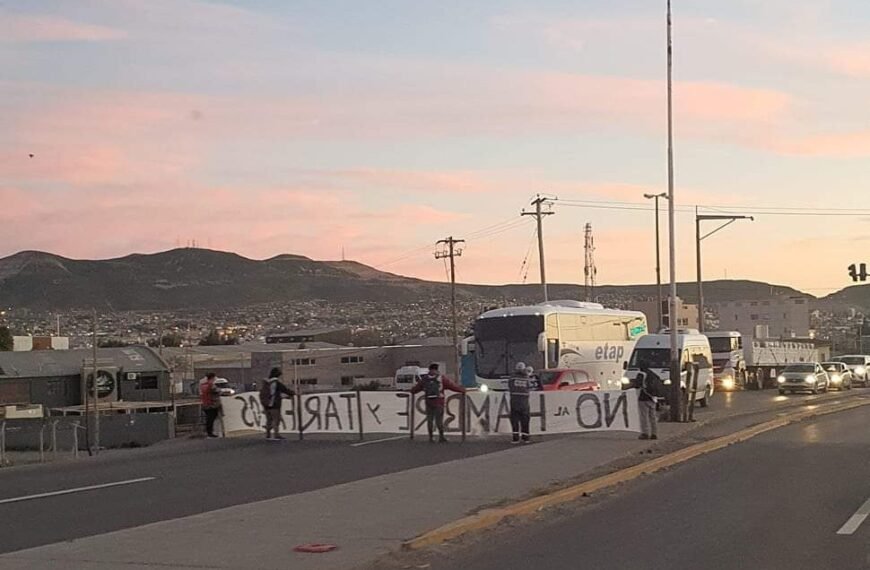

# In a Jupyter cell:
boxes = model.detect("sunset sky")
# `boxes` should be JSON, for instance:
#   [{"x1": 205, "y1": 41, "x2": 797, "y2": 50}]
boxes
[{"x1": 3, "y1": 0, "x2": 870, "y2": 295}]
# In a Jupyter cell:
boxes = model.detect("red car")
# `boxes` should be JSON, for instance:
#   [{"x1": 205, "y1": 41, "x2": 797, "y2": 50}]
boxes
[{"x1": 537, "y1": 369, "x2": 600, "y2": 392}]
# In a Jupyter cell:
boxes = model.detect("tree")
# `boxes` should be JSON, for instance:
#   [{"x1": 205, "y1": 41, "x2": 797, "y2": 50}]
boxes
[
  {"x1": 147, "y1": 333, "x2": 184, "y2": 348},
  {"x1": 0, "y1": 326, "x2": 12, "y2": 351},
  {"x1": 199, "y1": 329, "x2": 240, "y2": 346}
]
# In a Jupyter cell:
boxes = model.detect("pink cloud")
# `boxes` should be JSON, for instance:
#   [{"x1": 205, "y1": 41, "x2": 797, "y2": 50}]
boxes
[{"x1": 0, "y1": 14, "x2": 126, "y2": 43}]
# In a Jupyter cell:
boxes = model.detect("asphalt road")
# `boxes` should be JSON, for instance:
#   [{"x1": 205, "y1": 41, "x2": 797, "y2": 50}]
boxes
[
  {"x1": 0, "y1": 434, "x2": 507, "y2": 554},
  {"x1": 0, "y1": 388, "x2": 860, "y2": 557},
  {"x1": 431, "y1": 403, "x2": 870, "y2": 570}
]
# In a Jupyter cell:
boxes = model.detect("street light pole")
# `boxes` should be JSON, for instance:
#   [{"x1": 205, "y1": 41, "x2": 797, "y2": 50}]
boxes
[
  {"x1": 644, "y1": 193, "x2": 668, "y2": 331},
  {"x1": 695, "y1": 212, "x2": 754, "y2": 333},
  {"x1": 666, "y1": 0, "x2": 681, "y2": 422}
]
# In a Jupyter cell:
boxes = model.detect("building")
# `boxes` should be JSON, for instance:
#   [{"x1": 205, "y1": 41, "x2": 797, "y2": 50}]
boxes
[
  {"x1": 714, "y1": 296, "x2": 810, "y2": 339},
  {"x1": 265, "y1": 327, "x2": 352, "y2": 346},
  {"x1": 12, "y1": 336, "x2": 70, "y2": 351},
  {"x1": 0, "y1": 346, "x2": 171, "y2": 409},
  {"x1": 629, "y1": 297, "x2": 699, "y2": 331},
  {"x1": 175, "y1": 340, "x2": 457, "y2": 393}
]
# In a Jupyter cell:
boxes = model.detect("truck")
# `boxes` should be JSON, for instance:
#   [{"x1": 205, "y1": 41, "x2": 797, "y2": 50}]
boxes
[{"x1": 704, "y1": 331, "x2": 826, "y2": 390}]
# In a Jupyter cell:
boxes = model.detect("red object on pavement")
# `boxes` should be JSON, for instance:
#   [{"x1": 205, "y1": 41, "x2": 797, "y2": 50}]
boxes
[{"x1": 294, "y1": 544, "x2": 338, "y2": 554}]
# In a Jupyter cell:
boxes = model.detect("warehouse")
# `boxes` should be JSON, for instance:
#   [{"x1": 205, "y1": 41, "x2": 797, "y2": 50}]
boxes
[{"x1": 0, "y1": 346, "x2": 171, "y2": 409}]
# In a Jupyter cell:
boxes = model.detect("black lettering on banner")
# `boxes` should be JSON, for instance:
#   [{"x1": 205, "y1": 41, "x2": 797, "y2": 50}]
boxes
[
  {"x1": 324, "y1": 396, "x2": 342, "y2": 431},
  {"x1": 531, "y1": 393, "x2": 547, "y2": 432},
  {"x1": 604, "y1": 392, "x2": 629, "y2": 429},
  {"x1": 494, "y1": 394, "x2": 511, "y2": 433},
  {"x1": 236, "y1": 396, "x2": 254, "y2": 428},
  {"x1": 302, "y1": 396, "x2": 323, "y2": 432},
  {"x1": 282, "y1": 397, "x2": 298, "y2": 431},
  {"x1": 394, "y1": 393, "x2": 409, "y2": 431},
  {"x1": 466, "y1": 395, "x2": 490, "y2": 433},
  {"x1": 576, "y1": 393, "x2": 603, "y2": 429},
  {"x1": 368, "y1": 402, "x2": 384, "y2": 426},
  {"x1": 444, "y1": 394, "x2": 463, "y2": 433},
  {"x1": 340, "y1": 393, "x2": 357, "y2": 431},
  {"x1": 414, "y1": 395, "x2": 428, "y2": 432},
  {"x1": 555, "y1": 406, "x2": 571, "y2": 417}
]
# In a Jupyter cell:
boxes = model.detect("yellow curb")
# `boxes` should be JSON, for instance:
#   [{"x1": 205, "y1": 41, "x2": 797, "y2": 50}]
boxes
[{"x1": 404, "y1": 397, "x2": 870, "y2": 550}]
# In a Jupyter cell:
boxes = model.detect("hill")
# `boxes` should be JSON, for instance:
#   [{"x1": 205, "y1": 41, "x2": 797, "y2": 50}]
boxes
[
  {"x1": 0, "y1": 248, "x2": 818, "y2": 311},
  {"x1": 818, "y1": 284, "x2": 870, "y2": 312}
]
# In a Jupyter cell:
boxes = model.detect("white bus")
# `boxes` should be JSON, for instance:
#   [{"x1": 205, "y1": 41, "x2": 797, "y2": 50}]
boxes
[{"x1": 466, "y1": 300, "x2": 648, "y2": 391}]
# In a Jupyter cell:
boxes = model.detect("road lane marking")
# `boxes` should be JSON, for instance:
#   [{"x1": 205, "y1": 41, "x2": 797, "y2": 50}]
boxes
[
  {"x1": 0, "y1": 477, "x2": 156, "y2": 506},
  {"x1": 351, "y1": 435, "x2": 406, "y2": 447},
  {"x1": 837, "y1": 497, "x2": 870, "y2": 535}
]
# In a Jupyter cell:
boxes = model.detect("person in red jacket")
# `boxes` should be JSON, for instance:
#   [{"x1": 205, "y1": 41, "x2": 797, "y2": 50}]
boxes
[
  {"x1": 199, "y1": 373, "x2": 222, "y2": 438},
  {"x1": 411, "y1": 363, "x2": 466, "y2": 443}
]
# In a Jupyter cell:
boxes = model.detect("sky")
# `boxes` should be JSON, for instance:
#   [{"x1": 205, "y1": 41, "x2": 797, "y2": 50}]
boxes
[{"x1": 3, "y1": 0, "x2": 870, "y2": 296}]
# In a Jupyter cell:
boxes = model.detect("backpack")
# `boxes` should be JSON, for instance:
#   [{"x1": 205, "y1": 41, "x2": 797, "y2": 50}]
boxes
[
  {"x1": 259, "y1": 380, "x2": 274, "y2": 407},
  {"x1": 423, "y1": 374, "x2": 442, "y2": 399}
]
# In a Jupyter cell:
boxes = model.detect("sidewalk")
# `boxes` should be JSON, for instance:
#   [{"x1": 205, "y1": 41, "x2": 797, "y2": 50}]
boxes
[{"x1": 0, "y1": 393, "x2": 859, "y2": 570}]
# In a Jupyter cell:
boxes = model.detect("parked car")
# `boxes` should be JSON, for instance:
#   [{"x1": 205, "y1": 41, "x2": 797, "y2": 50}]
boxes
[
  {"x1": 777, "y1": 363, "x2": 829, "y2": 395},
  {"x1": 537, "y1": 369, "x2": 600, "y2": 392},
  {"x1": 822, "y1": 362, "x2": 853, "y2": 391},
  {"x1": 830, "y1": 355, "x2": 870, "y2": 386}
]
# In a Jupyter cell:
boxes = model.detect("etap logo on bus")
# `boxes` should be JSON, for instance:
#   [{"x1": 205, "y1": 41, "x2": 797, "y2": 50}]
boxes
[{"x1": 595, "y1": 343, "x2": 625, "y2": 361}]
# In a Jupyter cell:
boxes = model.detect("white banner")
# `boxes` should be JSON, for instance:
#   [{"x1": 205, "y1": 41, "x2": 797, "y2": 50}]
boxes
[{"x1": 220, "y1": 390, "x2": 639, "y2": 436}]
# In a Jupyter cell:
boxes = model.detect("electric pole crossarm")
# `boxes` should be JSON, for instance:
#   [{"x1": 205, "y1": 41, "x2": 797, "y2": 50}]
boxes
[{"x1": 521, "y1": 195, "x2": 555, "y2": 302}]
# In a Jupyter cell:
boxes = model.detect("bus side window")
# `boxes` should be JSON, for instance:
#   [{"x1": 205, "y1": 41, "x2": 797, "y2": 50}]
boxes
[{"x1": 547, "y1": 339, "x2": 559, "y2": 369}]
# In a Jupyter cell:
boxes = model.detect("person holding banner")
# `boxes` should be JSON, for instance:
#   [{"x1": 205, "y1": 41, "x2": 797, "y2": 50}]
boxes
[
  {"x1": 259, "y1": 368, "x2": 295, "y2": 441},
  {"x1": 410, "y1": 363, "x2": 466, "y2": 443},
  {"x1": 630, "y1": 360, "x2": 665, "y2": 440},
  {"x1": 199, "y1": 373, "x2": 222, "y2": 439},
  {"x1": 509, "y1": 362, "x2": 533, "y2": 444}
]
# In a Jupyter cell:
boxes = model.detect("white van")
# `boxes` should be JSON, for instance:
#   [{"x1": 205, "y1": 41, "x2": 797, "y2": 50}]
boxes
[
  {"x1": 394, "y1": 366, "x2": 429, "y2": 391},
  {"x1": 622, "y1": 331, "x2": 715, "y2": 407}
]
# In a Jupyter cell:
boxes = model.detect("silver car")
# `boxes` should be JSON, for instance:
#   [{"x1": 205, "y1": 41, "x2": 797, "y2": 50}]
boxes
[
  {"x1": 822, "y1": 362, "x2": 853, "y2": 391},
  {"x1": 777, "y1": 363, "x2": 829, "y2": 395},
  {"x1": 832, "y1": 355, "x2": 870, "y2": 387}
]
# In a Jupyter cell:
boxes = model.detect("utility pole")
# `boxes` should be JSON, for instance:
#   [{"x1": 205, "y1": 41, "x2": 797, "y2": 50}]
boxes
[
  {"x1": 92, "y1": 309, "x2": 100, "y2": 453},
  {"x1": 522, "y1": 195, "x2": 555, "y2": 302},
  {"x1": 666, "y1": 0, "x2": 681, "y2": 422},
  {"x1": 695, "y1": 211, "x2": 754, "y2": 333},
  {"x1": 644, "y1": 193, "x2": 668, "y2": 330},
  {"x1": 583, "y1": 223, "x2": 597, "y2": 302},
  {"x1": 435, "y1": 237, "x2": 465, "y2": 383}
]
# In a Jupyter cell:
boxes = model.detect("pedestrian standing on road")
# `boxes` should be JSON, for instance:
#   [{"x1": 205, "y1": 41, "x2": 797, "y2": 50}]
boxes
[
  {"x1": 631, "y1": 360, "x2": 665, "y2": 440},
  {"x1": 411, "y1": 363, "x2": 466, "y2": 443},
  {"x1": 199, "y1": 372, "x2": 222, "y2": 439},
  {"x1": 259, "y1": 368, "x2": 295, "y2": 441},
  {"x1": 509, "y1": 362, "x2": 533, "y2": 444}
]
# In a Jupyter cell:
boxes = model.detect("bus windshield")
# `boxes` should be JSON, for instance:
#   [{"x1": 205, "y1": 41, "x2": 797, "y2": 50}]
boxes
[
  {"x1": 708, "y1": 337, "x2": 735, "y2": 353},
  {"x1": 629, "y1": 348, "x2": 671, "y2": 369},
  {"x1": 474, "y1": 315, "x2": 543, "y2": 379}
]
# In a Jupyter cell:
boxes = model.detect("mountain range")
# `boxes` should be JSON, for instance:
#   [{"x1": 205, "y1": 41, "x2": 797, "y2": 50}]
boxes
[{"x1": 0, "y1": 249, "x2": 867, "y2": 312}]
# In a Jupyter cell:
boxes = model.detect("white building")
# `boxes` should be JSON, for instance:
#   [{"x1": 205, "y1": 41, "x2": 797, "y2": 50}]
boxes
[{"x1": 714, "y1": 297, "x2": 810, "y2": 339}]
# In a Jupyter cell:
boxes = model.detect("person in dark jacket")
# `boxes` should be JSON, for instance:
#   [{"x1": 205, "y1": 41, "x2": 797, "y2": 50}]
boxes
[
  {"x1": 259, "y1": 368, "x2": 295, "y2": 441},
  {"x1": 410, "y1": 363, "x2": 466, "y2": 443},
  {"x1": 631, "y1": 360, "x2": 665, "y2": 440},
  {"x1": 508, "y1": 362, "x2": 533, "y2": 444}
]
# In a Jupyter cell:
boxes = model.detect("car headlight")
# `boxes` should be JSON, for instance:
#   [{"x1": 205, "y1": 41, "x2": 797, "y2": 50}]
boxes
[
  {"x1": 777, "y1": 376, "x2": 786, "y2": 384},
  {"x1": 722, "y1": 377, "x2": 735, "y2": 390},
  {"x1": 479, "y1": 384, "x2": 489, "y2": 393},
  {"x1": 620, "y1": 377, "x2": 630, "y2": 386},
  {"x1": 832, "y1": 375, "x2": 841, "y2": 383},
  {"x1": 805, "y1": 375, "x2": 816, "y2": 383},
  {"x1": 857, "y1": 366, "x2": 866, "y2": 376}
]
